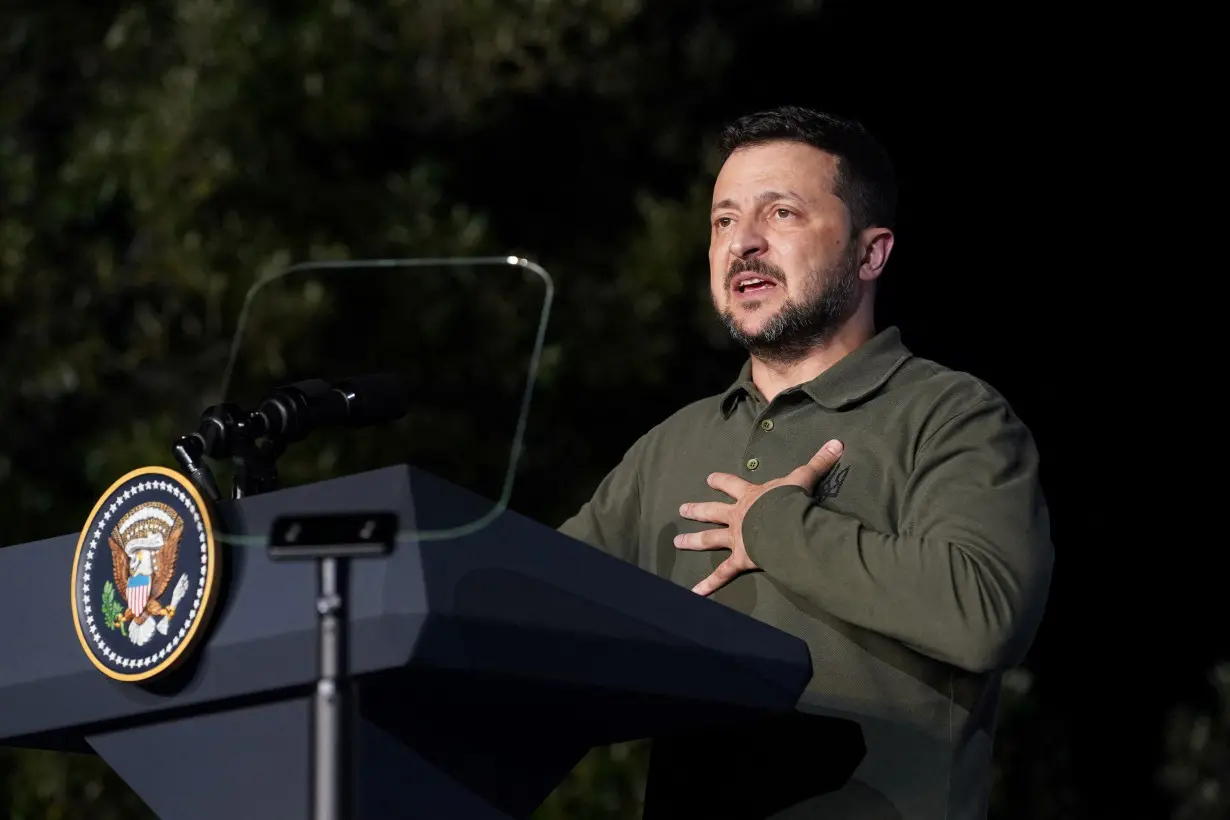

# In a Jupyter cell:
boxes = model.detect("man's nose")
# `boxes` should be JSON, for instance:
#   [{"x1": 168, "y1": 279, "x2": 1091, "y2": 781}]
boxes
[{"x1": 729, "y1": 222, "x2": 767, "y2": 260}]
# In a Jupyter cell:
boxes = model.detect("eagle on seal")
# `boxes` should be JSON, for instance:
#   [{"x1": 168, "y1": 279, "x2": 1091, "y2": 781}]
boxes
[{"x1": 109, "y1": 501, "x2": 191, "y2": 646}]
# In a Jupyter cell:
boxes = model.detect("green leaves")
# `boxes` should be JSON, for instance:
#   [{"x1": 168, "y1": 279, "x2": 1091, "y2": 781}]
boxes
[
  {"x1": 534, "y1": 742, "x2": 650, "y2": 820},
  {"x1": 100, "y1": 581, "x2": 126, "y2": 637}
]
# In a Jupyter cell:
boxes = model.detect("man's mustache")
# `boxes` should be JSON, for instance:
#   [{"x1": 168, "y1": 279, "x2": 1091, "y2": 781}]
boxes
[{"x1": 726, "y1": 258, "x2": 787, "y2": 291}]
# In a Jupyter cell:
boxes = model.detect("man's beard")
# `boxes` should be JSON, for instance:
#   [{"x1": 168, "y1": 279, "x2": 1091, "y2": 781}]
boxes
[{"x1": 717, "y1": 245, "x2": 861, "y2": 366}]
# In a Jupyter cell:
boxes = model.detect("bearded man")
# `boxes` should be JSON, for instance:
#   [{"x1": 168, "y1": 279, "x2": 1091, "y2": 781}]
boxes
[{"x1": 559, "y1": 106, "x2": 1053, "y2": 819}]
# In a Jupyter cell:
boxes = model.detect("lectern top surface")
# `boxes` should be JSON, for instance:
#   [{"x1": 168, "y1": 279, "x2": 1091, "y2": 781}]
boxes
[{"x1": 0, "y1": 465, "x2": 811, "y2": 745}]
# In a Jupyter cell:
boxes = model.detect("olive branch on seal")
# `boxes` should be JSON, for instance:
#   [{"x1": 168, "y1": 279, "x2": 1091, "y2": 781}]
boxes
[{"x1": 101, "y1": 580, "x2": 127, "y2": 637}]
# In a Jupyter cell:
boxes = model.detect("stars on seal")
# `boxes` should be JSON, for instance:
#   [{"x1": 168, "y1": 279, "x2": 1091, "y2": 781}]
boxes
[{"x1": 80, "y1": 477, "x2": 209, "y2": 667}]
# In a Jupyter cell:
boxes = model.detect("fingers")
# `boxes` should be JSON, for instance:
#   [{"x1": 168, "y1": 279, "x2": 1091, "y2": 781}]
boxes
[
  {"x1": 707, "y1": 471, "x2": 752, "y2": 499},
  {"x1": 786, "y1": 439, "x2": 844, "y2": 489},
  {"x1": 679, "y1": 501, "x2": 730, "y2": 524},
  {"x1": 692, "y1": 557, "x2": 743, "y2": 596},
  {"x1": 674, "y1": 528, "x2": 733, "y2": 551}
]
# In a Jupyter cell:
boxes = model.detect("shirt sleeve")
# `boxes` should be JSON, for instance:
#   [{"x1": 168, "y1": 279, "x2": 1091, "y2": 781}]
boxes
[
  {"x1": 741, "y1": 392, "x2": 1053, "y2": 674},
  {"x1": 556, "y1": 434, "x2": 646, "y2": 564}
]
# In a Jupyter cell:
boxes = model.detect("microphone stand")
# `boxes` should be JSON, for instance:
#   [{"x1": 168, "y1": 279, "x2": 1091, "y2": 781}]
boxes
[
  {"x1": 231, "y1": 435, "x2": 285, "y2": 499},
  {"x1": 172, "y1": 404, "x2": 284, "y2": 502},
  {"x1": 173, "y1": 373, "x2": 409, "y2": 503}
]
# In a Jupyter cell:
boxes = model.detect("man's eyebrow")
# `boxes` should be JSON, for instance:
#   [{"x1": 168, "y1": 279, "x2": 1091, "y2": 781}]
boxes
[
  {"x1": 759, "y1": 189, "x2": 807, "y2": 208},
  {"x1": 710, "y1": 190, "x2": 808, "y2": 214}
]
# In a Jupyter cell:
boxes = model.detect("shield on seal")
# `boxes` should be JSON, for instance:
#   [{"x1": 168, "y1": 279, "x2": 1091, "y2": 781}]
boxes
[{"x1": 126, "y1": 574, "x2": 150, "y2": 618}]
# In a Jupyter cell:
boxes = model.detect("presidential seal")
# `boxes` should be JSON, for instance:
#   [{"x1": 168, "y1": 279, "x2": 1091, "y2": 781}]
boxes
[{"x1": 71, "y1": 465, "x2": 219, "y2": 682}]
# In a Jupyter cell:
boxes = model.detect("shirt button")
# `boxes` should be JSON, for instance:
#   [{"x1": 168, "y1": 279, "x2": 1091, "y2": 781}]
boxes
[
  {"x1": 746, "y1": 458, "x2": 759, "y2": 471},
  {"x1": 760, "y1": 419, "x2": 774, "y2": 432}
]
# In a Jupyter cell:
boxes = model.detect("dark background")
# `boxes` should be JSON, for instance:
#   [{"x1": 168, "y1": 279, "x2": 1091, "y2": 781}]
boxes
[{"x1": 1, "y1": 1, "x2": 1214, "y2": 817}]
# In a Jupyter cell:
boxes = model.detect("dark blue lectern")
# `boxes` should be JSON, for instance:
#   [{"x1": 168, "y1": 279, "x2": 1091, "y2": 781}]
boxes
[{"x1": 0, "y1": 465, "x2": 819, "y2": 819}]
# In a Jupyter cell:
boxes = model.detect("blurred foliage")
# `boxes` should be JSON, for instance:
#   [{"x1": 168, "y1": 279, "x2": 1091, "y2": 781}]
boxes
[
  {"x1": 0, "y1": 1, "x2": 783, "y2": 816},
  {"x1": 0, "y1": 749, "x2": 154, "y2": 820},
  {"x1": 986, "y1": 669, "x2": 1087, "y2": 819},
  {"x1": 534, "y1": 742, "x2": 651, "y2": 820},
  {"x1": 1159, "y1": 665, "x2": 1230, "y2": 820}
]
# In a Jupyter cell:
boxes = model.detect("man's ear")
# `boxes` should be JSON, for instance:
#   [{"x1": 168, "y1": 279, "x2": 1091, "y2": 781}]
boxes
[{"x1": 859, "y1": 227, "x2": 894, "y2": 282}]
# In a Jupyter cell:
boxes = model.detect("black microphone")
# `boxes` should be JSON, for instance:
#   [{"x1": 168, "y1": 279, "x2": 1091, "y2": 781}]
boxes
[{"x1": 256, "y1": 373, "x2": 410, "y2": 442}]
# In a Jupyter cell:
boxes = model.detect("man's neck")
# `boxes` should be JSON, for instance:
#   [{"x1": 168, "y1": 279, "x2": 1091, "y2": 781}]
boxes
[{"x1": 750, "y1": 315, "x2": 876, "y2": 403}]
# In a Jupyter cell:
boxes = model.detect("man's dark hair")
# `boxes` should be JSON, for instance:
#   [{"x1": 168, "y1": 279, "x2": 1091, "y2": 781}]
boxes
[{"x1": 717, "y1": 106, "x2": 897, "y2": 233}]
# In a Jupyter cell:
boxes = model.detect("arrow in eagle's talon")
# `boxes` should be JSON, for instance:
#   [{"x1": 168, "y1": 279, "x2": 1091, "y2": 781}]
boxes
[
  {"x1": 169, "y1": 574, "x2": 190, "y2": 610},
  {"x1": 157, "y1": 575, "x2": 192, "y2": 635}
]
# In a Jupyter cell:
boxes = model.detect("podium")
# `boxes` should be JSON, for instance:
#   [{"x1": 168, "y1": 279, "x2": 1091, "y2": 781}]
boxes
[{"x1": 0, "y1": 464, "x2": 828, "y2": 819}]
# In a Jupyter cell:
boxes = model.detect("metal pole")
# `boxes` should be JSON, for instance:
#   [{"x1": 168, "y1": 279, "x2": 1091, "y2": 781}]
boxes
[
  {"x1": 314, "y1": 556, "x2": 348, "y2": 820},
  {"x1": 269, "y1": 511, "x2": 394, "y2": 819}
]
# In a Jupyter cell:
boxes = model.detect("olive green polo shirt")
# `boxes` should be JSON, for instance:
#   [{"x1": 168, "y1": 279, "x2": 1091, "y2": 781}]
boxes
[{"x1": 559, "y1": 326, "x2": 1053, "y2": 819}]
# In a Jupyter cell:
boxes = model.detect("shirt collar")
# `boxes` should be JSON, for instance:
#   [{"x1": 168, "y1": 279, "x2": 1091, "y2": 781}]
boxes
[{"x1": 720, "y1": 326, "x2": 913, "y2": 417}]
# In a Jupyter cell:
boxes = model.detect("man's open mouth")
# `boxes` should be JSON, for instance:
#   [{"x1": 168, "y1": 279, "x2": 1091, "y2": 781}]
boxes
[{"x1": 732, "y1": 274, "x2": 779, "y2": 294}]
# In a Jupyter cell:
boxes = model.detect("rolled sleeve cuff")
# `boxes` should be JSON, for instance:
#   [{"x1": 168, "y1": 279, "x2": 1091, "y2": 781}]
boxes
[{"x1": 743, "y1": 485, "x2": 815, "y2": 571}]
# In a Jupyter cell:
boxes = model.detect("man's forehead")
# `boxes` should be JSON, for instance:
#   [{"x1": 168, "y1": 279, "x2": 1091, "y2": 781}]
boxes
[{"x1": 713, "y1": 141, "x2": 838, "y2": 202}]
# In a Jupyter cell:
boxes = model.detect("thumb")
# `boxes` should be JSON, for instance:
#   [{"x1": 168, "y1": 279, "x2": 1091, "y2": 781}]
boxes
[{"x1": 786, "y1": 439, "x2": 844, "y2": 488}]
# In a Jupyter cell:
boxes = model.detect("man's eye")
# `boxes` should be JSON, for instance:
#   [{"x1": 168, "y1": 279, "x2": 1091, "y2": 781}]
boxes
[
  {"x1": 714, "y1": 217, "x2": 732, "y2": 229},
  {"x1": 775, "y1": 208, "x2": 794, "y2": 220}
]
